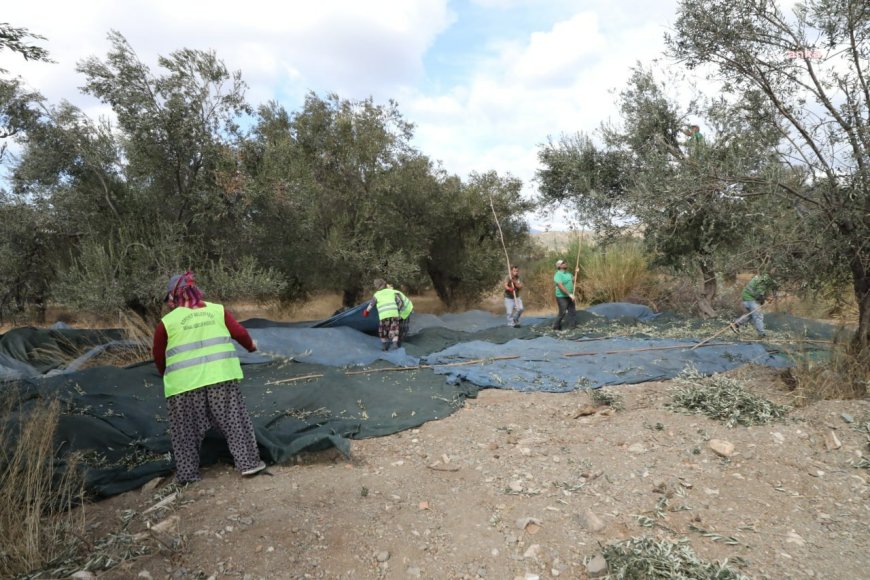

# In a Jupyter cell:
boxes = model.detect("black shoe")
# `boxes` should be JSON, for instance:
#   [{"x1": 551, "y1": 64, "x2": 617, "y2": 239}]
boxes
[{"x1": 381, "y1": 343, "x2": 389, "y2": 351}]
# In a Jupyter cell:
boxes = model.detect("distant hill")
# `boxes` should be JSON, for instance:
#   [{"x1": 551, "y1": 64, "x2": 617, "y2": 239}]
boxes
[{"x1": 530, "y1": 230, "x2": 592, "y2": 253}]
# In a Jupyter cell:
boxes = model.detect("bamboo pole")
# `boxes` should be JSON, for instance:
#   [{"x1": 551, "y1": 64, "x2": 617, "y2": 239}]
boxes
[
  {"x1": 489, "y1": 194, "x2": 517, "y2": 313},
  {"x1": 690, "y1": 304, "x2": 763, "y2": 351},
  {"x1": 571, "y1": 227, "x2": 582, "y2": 302},
  {"x1": 266, "y1": 373, "x2": 324, "y2": 385},
  {"x1": 564, "y1": 342, "x2": 728, "y2": 357},
  {"x1": 344, "y1": 355, "x2": 521, "y2": 376}
]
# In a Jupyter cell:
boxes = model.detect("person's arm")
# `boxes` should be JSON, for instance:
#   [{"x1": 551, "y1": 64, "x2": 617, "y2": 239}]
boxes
[
  {"x1": 225, "y1": 310, "x2": 256, "y2": 352},
  {"x1": 152, "y1": 322, "x2": 168, "y2": 376},
  {"x1": 513, "y1": 277, "x2": 523, "y2": 291},
  {"x1": 504, "y1": 276, "x2": 514, "y2": 292},
  {"x1": 555, "y1": 273, "x2": 574, "y2": 300}
]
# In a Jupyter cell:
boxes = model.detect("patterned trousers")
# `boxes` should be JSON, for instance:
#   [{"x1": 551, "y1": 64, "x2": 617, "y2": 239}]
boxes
[{"x1": 166, "y1": 380, "x2": 261, "y2": 483}]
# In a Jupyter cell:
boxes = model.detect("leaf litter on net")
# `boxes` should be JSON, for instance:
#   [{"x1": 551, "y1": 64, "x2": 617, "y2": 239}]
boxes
[
  {"x1": 601, "y1": 536, "x2": 749, "y2": 580},
  {"x1": 666, "y1": 366, "x2": 790, "y2": 427}
]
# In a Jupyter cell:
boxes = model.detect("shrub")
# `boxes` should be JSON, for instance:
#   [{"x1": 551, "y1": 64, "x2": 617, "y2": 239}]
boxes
[
  {"x1": 784, "y1": 343, "x2": 869, "y2": 406},
  {"x1": 577, "y1": 239, "x2": 651, "y2": 305}
]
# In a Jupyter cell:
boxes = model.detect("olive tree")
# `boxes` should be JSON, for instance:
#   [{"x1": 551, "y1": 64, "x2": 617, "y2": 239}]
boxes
[{"x1": 668, "y1": 0, "x2": 870, "y2": 347}]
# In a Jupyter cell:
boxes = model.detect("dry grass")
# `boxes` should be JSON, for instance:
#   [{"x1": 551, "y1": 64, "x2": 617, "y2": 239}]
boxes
[
  {"x1": 0, "y1": 393, "x2": 86, "y2": 577},
  {"x1": 579, "y1": 241, "x2": 652, "y2": 305},
  {"x1": 29, "y1": 310, "x2": 154, "y2": 371},
  {"x1": 784, "y1": 343, "x2": 869, "y2": 407}
]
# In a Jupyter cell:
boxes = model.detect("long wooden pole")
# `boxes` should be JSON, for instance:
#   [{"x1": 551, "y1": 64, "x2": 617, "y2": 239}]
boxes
[
  {"x1": 690, "y1": 304, "x2": 763, "y2": 351},
  {"x1": 571, "y1": 227, "x2": 582, "y2": 302},
  {"x1": 489, "y1": 195, "x2": 517, "y2": 311},
  {"x1": 344, "y1": 355, "x2": 521, "y2": 376}
]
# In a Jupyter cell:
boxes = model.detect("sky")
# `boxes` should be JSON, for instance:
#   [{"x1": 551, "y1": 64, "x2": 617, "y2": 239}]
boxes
[{"x1": 1, "y1": 0, "x2": 686, "y2": 231}]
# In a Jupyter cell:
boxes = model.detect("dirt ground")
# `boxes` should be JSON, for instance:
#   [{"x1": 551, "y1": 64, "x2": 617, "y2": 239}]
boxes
[{"x1": 83, "y1": 363, "x2": 869, "y2": 580}]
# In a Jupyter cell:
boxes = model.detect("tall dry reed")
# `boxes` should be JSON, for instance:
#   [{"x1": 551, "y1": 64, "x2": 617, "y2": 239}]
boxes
[{"x1": 0, "y1": 393, "x2": 86, "y2": 577}]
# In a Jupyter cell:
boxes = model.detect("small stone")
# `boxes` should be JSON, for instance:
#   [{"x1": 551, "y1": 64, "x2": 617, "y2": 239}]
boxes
[
  {"x1": 523, "y1": 544, "x2": 541, "y2": 559},
  {"x1": 708, "y1": 439, "x2": 735, "y2": 457},
  {"x1": 516, "y1": 517, "x2": 542, "y2": 530},
  {"x1": 586, "y1": 554, "x2": 608, "y2": 578},
  {"x1": 138, "y1": 571, "x2": 153, "y2": 579},
  {"x1": 627, "y1": 443, "x2": 646, "y2": 454},
  {"x1": 150, "y1": 515, "x2": 180, "y2": 535},
  {"x1": 71, "y1": 572, "x2": 96, "y2": 579},
  {"x1": 375, "y1": 551, "x2": 390, "y2": 562},
  {"x1": 841, "y1": 413, "x2": 854, "y2": 424},
  {"x1": 140, "y1": 477, "x2": 163, "y2": 495},
  {"x1": 786, "y1": 530, "x2": 806, "y2": 546},
  {"x1": 578, "y1": 509, "x2": 606, "y2": 533},
  {"x1": 824, "y1": 430, "x2": 842, "y2": 451},
  {"x1": 406, "y1": 566, "x2": 422, "y2": 577}
]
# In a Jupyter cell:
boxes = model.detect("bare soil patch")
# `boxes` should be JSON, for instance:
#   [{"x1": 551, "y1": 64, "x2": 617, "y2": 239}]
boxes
[{"x1": 85, "y1": 366, "x2": 869, "y2": 580}]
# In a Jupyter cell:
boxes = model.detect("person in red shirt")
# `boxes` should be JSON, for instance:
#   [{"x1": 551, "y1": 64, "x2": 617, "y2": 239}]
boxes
[
  {"x1": 152, "y1": 272, "x2": 264, "y2": 484},
  {"x1": 504, "y1": 265, "x2": 524, "y2": 327}
]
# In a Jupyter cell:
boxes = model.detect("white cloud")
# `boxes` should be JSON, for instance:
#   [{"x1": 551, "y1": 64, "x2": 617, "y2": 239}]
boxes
[
  {"x1": 404, "y1": 8, "x2": 674, "y2": 230},
  {"x1": 511, "y1": 12, "x2": 606, "y2": 84}
]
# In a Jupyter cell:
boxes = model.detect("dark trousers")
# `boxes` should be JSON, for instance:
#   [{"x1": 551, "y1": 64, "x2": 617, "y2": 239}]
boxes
[{"x1": 553, "y1": 297, "x2": 576, "y2": 330}]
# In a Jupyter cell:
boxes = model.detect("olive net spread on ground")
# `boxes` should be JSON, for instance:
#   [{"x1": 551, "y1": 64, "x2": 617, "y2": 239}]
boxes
[{"x1": 0, "y1": 303, "x2": 838, "y2": 497}]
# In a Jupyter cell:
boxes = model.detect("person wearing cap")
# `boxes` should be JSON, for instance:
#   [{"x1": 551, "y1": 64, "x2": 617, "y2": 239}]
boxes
[
  {"x1": 364, "y1": 279, "x2": 405, "y2": 351},
  {"x1": 553, "y1": 259, "x2": 577, "y2": 331},
  {"x1": 152, "y1": 271, "x2": 265, "y2": 484}
]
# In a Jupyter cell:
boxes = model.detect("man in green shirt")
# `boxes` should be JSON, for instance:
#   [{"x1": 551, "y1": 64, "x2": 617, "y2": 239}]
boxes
[
  {"x1": 730, "y1": 274, "x2": 777, "y2": 338},
  {"x1": 553, "y1": 259, "x2": 577, "y2": 331}
]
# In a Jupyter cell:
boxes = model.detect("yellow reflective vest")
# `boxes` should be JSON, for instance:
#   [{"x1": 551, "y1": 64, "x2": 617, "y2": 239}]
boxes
[
  {"x1": 161, "y1": 302, "x2": 243, "y2": 398},
  {"x1": 395, "y1": 290, "x2": 413, "y2": 320},
  {"x1": 373, "y1": 288, "x2": 400, "y2": 320}
]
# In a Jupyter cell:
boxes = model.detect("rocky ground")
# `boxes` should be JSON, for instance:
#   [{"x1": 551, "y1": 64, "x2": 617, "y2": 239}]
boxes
[{"x1": 81, "y1": 365, "x2": 869, "y2": 580}]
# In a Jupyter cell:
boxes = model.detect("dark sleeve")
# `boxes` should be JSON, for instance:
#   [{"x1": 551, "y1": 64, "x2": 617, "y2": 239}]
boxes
[
  {"x1": 225, "y1": 310, "x2": 256, "y2": 352},
  {"x1": 152, "y1": 322, "x2": 168, "y2": 376}
]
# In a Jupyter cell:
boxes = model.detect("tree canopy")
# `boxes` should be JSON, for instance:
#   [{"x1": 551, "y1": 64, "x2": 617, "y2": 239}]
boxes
[
  {"x1": 0, "y1": 31, "x2": 531, "y2": 321},
  {"x1": 668, "y1": 0, "x2": 870, "y2": 346},
  {"x1": 537, "y1": 0, "x2": 870, "y2": 347}
]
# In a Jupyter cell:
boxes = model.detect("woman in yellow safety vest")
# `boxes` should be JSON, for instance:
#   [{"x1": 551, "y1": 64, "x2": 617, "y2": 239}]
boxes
[
  {"x1": 152, "y1": 272, "x2": 265, "y2": 484},
  {"x1": 364, "y1": 278, "x2": 406, "y2": 351}
]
